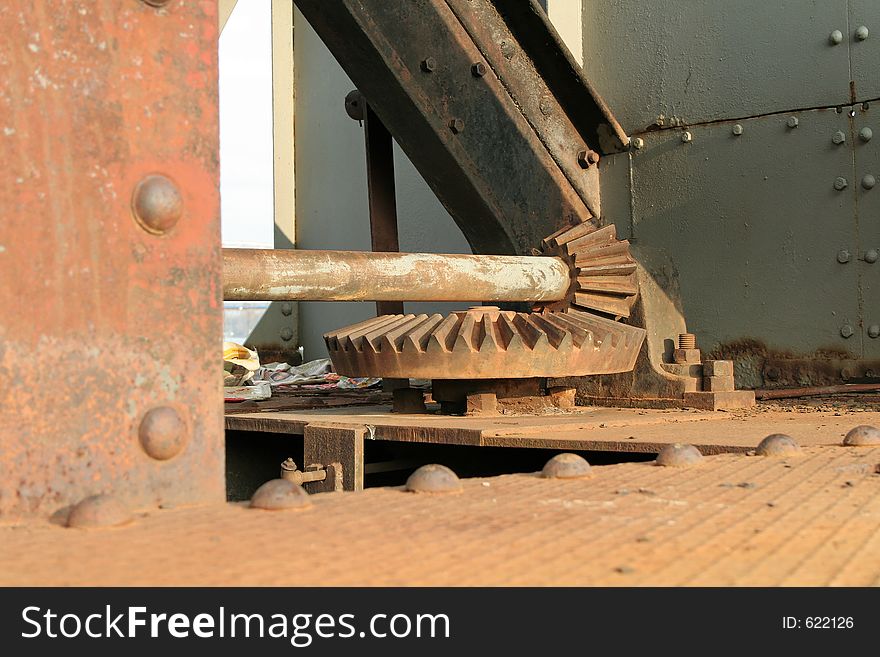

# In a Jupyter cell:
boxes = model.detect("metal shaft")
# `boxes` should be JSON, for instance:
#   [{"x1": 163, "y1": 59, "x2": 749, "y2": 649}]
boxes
[{"x1": 223, "y1": 248, "x2": 571, "y2": 302}]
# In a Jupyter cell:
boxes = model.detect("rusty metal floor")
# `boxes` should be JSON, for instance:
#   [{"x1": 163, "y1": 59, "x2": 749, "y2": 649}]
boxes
[{"x1": 2, "y1": 444, "x2": 879, "y2": 586}]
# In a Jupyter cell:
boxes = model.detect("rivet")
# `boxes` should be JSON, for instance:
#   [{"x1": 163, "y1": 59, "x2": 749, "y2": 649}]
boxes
[
  {"x1": 405, "y1": 464, "x2": 462, "y2": 493},
  {"x1": 630, "y1": 137, "x2": 645, "y2": 150},
  {"x1": 866, "y1": 249, "x2": 879, "y2": 263},
  {"x1": 732, "y1": 123, "x2": 743, "y2": 136},
  {"x1": 843, "y1": 425, "x2": 880, "y2": 446},
  {"x1": 471, "y1": 62, "x2": 486, "y2": 77},
  {"x1": 837, "y1": 248, "x2": 851, "y2": 263},
  {"x1": 66, "y1": 494, "x2": 132, "y2": 529},
  {"x1": 420, "y1": 57, "x2": 436, "y2": 72},
  {"x1": 863, "y1": 174, "x2": 876, "y2": 189},
  {"x1": 840, "y1": 324, "x2": 854, "y2": 338},
  {"x1": 655, "y1": 443, "x2": 703, "y2": 467},
  {"x1": 131, "y1": 174, "x2": 183, "y2": 235},
  {"x1": 343, "y1": 89, "x2": 364, "y2": 122},
  {"x1": 834, "y1": 176, "x2": 848, "y2": 190},
  {"x1": 280, "y1": 326, "x2": 294, "y2": 341},
  {"x1": 841, "y1": 367, "x2": 853, "y2": 381},
  {"x1": 680, "y1": 131, "x2": 692, "y2": 143},
  {"x1": 541, "y1": 453, "x2": 592, "y2": 479},
  {"x1": 829, "y1": 29, "x2": 844, "y2": 45},
  {"x1": 142, "y1": 0, "x2": 171, "y2": 6},
  {"x1": 250, "y1": 479, "x2": 311, "y2": 510},
  {"x1": 138, "y1": 406, "x2": 188, "y2": 460},
  {"x1": 755, "y1": 434, "x2": 801, "y2": 457},
  {"x1": 855, "y1": 25, "x2": 869, "y2": 41},
  {"x1": 832, "y1": 130, "x2": 846, "y2": 144},
  {"x1": 281, "y1": 302, "x2": 294, "y2": 316},
  {"x1": 765, "y1": 367, "x2": 780, "y2": 381},
  {"x1": 539, "y1": 96, "x2": 553, "y2": 116},
  {"x1": 786, "y1": 116, "x2": 799, "y2": 128},
  {"x1": 868, "y1": 324, "x2": 880, "y2": 338},
  {"x1": 860, "y1": 127, "x2": 873, "y2": 142},
  {"x1": 448, "y1": 118, "x2": 464, "y2": 134}
]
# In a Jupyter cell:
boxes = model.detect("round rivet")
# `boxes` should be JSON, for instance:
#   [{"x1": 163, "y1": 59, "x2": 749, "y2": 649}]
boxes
[
  {"x1": 755, "y1": 433, "x2": 801, "y2": 457},
  {"x1": 471, "y1": 62, "x2": 486, "y2": 77},
  {"x1": 680, "y1": 131, "x2": 692, "y2": 143},
  {"x1": 834, "y1": 176, "x2": 848, "y2": 190},
  {"x1": 405, "y1": 464, "x2": 462, "y2": 494},
  {"x1": 250, "y1": 479, "x2": 311, "y2": 510},
  {"x1": 841, "y1": 324, "x2": 854, "y2": 338},
  {"x1": 863, "y1": 174, "x2": 876, "y2": 189},
  {"x1": 280, "y1": 302, "x2": 294, "y2": 316},
  {"x1": 67, "y1": 494, "x2": 132, "y2": 529},
  {"x1": 655, "y1": 443, "x2": 703, "y2": 467},
  {"x1": 630, "y1": 137, "x2": 645, "y2": 150},
  {"x1": 132, "y1": 174, "x2": 183, "y2": 235},
  {"x1": 832, "y1": 130, "x2": 846, "y2": 145},
  {"x1": 843, "y1": 425, "x2": 880, "y2": 446},
  {"x1": 541, "y1": 453, "x2": 592, "y2": 479},
  {"x1": 829, "y1": 29, "x2": 844, "y2": 45},
  {"x1": 732, "y1": 123, "x2": 744, "y2": 136},
  {"x1": 420, "y1": 57, "x2": 436, "y2": 72},
  {"x1": 837, "y1": 249, "x2": 851, "y2": 263},
  {"x1": 280, "y1": 326, "x2": 294, "y2": 341},
  {"x1": 786, "y1": 116, "x2": 799, "y2": 128},
  {"x1": 448, "y1": 118, "x2": 464, "y2": 134},
  {"x1": 856, "y1": 25, "x2": 869, "y2": 41},
  {"x1": 343, "y1": 89, "x2": 364, "y2": 121},
  {"x1": 868, "y1": 324, "x2": 880, "y2": 338},
  {"x1": 142, "y1": 0, "x2": 171, "y2": 7},
  {"x1": 860, "y1": 127, "x2": 873, "y2": 142},
  {"x1": 765, "y1": 367, "x2": 780, "y2": 381},
  {"x1": 138, "y1": 406, "x2": 188, "y2": 460},
  {"x1": 865, "y1": 249, "x2": 879, "y2": 263}
]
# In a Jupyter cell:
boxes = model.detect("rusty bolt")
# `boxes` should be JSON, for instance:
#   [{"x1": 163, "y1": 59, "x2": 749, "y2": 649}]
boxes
[
  {"x1": 420, "y1": 57, "x2": 436, "y2": 72},
  {"x1": 138, "y1": 406, "x2": 188, "y2": 461},
  {"x1": 132, "y1": 174, "x2": 183, "y2": 235},
  {"x1": 405, "y1": 464, "x2": 462, "y2": 494},
  {"x1": 830, "y1": 30, "x2": 844, "y2": 45},
  {"x1": 577, "y1": 149, "x2": 600, "y2": 169},
  {"x1": 655, "y1": 443, "x2": 703, "y2": 467},
  {"x1": 67, "y1": 494, "x2": 132, "y2": 529},
  {"x1": 756, "y1": 433, "x2": 801, "y2": 457},
  {"x1": 834, "y1": 176, "x2": 848, "y2": 191},
  {"x1": 678, "y1": 333, "x2": 697, "y2": 349},
  {"x1": 251, "y1": 479, "x2": 311, "y2": 510},
  {"x1": 344, "y1": 89, "x2": 364, "y2": 121},
  {"x1": 281, "y1": 457, "x2": 298, "y2": 474},
  {"x1": 843, "y1": 425, "x2": 880, "y2": 446},
  {"x1": 471, "y1": 62, "x2": 487, "y2": 77},
  {"x1": 448, "y1": 118, "x2": 464, "y2": 134},
  {"x1": 542, "y1": 453, "x2": 592, "y2": 479},
  {"x1": 869, "y1": 325, "x2": 880, "y2": 338},
  {"x1": 841, "y1": 324, "x2": 854, "y2": 338}
]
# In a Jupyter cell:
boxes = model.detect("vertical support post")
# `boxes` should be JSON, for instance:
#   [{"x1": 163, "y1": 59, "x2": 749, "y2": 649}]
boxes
[{"x1": 302, "y1": 424, "x2": 365, "y2": 493}]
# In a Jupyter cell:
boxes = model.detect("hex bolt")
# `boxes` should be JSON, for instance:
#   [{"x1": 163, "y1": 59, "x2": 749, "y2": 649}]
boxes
[
  {"x1": 834, "y1": 176, "x2": 848, "y2": 190},
  {"x1": 732, "y1": 123, "x2": 744, "y2": 136},
  {"x1": 280, "y1": 326, "x2": 294, "y2": 341},
  {"x1": 680, "y1": 131, "x2": 692, "y2": 143},
  {"x1": 829, "y1": 29, "x2": 844, "y2": 45},
  {"x1": 840, "y1": 324, "x2": 854, "y2": 338},
  {"x1": 868, "y1": 325, "x2": 880, "y2": 338},
  {"x1": 856, "y1": 25, "x2": 870, "y2": 41},
  {"x1": 420, "y1": 57, "x2": 436, "y2": 72},
  {"x1": 131, "y1": 174, "x2": 183, "y2": 235},
  {"x1": 448, "y1": 118, "x2": 465, "y2": 134},
  {"x1": 138, "y1": 405, "x2": 189, "y2": 460},
  {"x1": 860, "y1": 127, "x2": 873, "y2": 142},
  {"x1": 832, "y1": 130, "x2": 846, "y2": 145},
  {"x1": 863, "y1": 174, "x2": 876, "y2": 189},
  {"x1": 866, "y1": 248, "x2": 879, "y2": 263},
  {"x1": 837, "y1": 248, "x2": 851, "y2": 263},
  {"x1": 577, "y1": 149, "x2": 600, "y2": 168},
  {"x1": 786, "y1": 116, "x2": 799, "y2": 128},
  {"x1": 678, "y1": 333, "x2": 697, "y2": 349},
  {"x1": 630, "y1": 137, "x2": 645, "y2": 150},
  {"x1": 471, "y1": 62, "x2": 487, "y2": 77}
]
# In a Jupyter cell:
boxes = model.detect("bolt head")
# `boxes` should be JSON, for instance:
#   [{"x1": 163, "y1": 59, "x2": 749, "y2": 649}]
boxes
[
  {"x1": 131, "y1": 174, "x2": 183, "y2": 235},
  {"x1": 343, "y1": 89, "x2": 364, "y2": 121},
  {"x1": 786, "y1": 116, "x2": 799, "y2": 128},
  {"x1": 138, "y1": 406, "x2": 188, "y2": 460},
  {"x1": 448, "y1": 118, "x2": 464, "y2": 134},
  {"x1": 869, "y1": 324, "x2": 880, "y2": 338},
  {"x1": 865, "y1": 248, "x2": 879, "y2": 263},
  {"x1": 856, "y1": 25, "x2": 870, "y2": 41},
  {"x1": 471, "y1": 62, "x2": 487, "y2": 77},
  {"x1": 420, "y1": 57, "x2": 436, "y2": 72},
  {"x1": 834, "y1": 176, "x2": 848, "y2": 190},
  {"x1": 860, "y1": 127, "x2": 873, "y2": 142},
  {"x1": 732, "y1": 123, "x2": 744, "y2": 135},
  {"x1": 830, "y1": 29, "x2": 844, "y2": 44},
  {"x1": 832, "y1": 130, "x2": 846, "y2": 144},
  {"x1": 630, "y1": 136, "x2": 645, "y2": 150},
  {"x1": 837, "y1": 248, "x2": 851, "y2": 263},
  {"x1": 863, "y1": 174, "x2": 877, "y2": 189},
  {"x1": 841, "y1": 324, "x2": 855, "y2": 338},
  {"x1": 680, "y1": 131, "x2": 692, "y2": 143}
]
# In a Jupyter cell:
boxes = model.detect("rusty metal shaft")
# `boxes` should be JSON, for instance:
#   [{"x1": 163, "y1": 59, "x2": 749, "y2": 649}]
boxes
[{"x1": 223, "y1": 248, "x2": 571, "y2": 302}]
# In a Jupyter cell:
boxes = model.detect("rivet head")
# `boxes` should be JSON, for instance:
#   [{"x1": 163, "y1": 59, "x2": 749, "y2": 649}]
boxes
[
  {"x1": 448, "y1": 118, "x2": 464, "y2": 134},
  {"x1": 863, "y1": 174, "x2": 876, "y2": 189},
  {"x1": 280, "y1": 302, "x2": 294, "y2": 316},
  {"x1": 66, "y1": 494, "x2": 132, "y2": 529},
  {"x1": 280, "y1": 326, "x2": 294, "y2": 341},
  {"x1": 866, "y1": 249, "x2": 879, "y2": 263},
  {"x1": 837, "y1": 248, "x2": 851, "y2": 263},
  {"x1": 843, "y1": 425, "x2": 880, "y2": 446},
  {"x1": 834, "y1": 176, "x2": 848, "y2": 190},
  {"x1": 405, "y1": 464, "x2": 461, "y2": 494},
  {"x1": 250, "y1": 479, "x2": 311, "y2": 510},
  {"x1": 829, "y1": 29, "x2": 844, "y2": 45},
  {"x1": 680, "y1": 131, "x2": 693, "y2": 143},
  {"x1": 630, "y1": 137, "x2": 645, "y2": 150},
  {"x1": 343, "y1": 89, "x2": 364, "y2": 121},
  {"x1": 132, "y1": 174, "x2": 183, "y2": 235},
  {"x1": 138, "y1": 406, "x2": 188, "y2": 460},
  {"x1": 541, "y1": 453, "x2": 592, "y2": 479},
  {"x1": 765, "y1": 366, "x2": 780, "y2": 381},
  {"x1": 655, "y1": 443, "x2": 703, "y2": 467},
  {"x1": 471, "y1": 62, "x2": 486, "y2": 77},
  {"x1": 420, "y1": 57, "x2": 436, "y2": 72},
  {"x1": 755, "y1": 434, "x2": 801, "y2": 457},
  {"x1": 786, "y1": 116, "x2": 799, "y2": 128},
  {"x1": 856, "y1": 25, "x2": 869, "y2": 41},
  {"x1": 840, "y1": 324, "x2": 854, "y2": 338},
  {"x1": 142, "y1": 0, "x2": 171, "y2": 7},
  {"x1": 868, "y1": 324, "x2": 880, "y2": 338},
  {"x1": 832, "y1": 130, "x2": 846, "y2": 144},
  {"x1": 732, "y1": 123, "x2": 744, "y2": 135},
  {"x1": 860, "y1": 127, "x2": 873, "y2": 142}
]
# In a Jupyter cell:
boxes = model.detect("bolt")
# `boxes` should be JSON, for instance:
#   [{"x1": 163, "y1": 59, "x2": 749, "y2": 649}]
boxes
[
  {"x1": 677, "y1": 333, "x2": 697, "y2": 349},
  {"x1": 843, "y1": 425, "x2": 880, "y2": 446},
  {"x1": 786, "y1": 116, "x2": 799, "y2": 128},
  {"x1": 832, "y1": 130, "x2": 846, "y2": 144},
  {"x1": 577, "y1": 149, "x2": 600, "y2": 168},
  {"x1": 343, "y1": 89, "x2": 364, "y2": 121},
  {"x1": 841, "y1": 324, "x2": 854, "y2": 338},
  {"x1": 732, "y1": 123, "x2": 743, "y2": 136},
  {"x1": 138, "y1": 406, "x2": 188, "y2": 460},
  {"x1": 131, "y1": 174, "x2": 183, "y2": 235},
  {"x1": 866, "y1": 249, "x2": 879, "y2": 263},
  {"x1": 66, "y1": 494, "x2": 132, "y2": 529},
  {"x1": 405, "y1": 464, "x2": 462, "y2": 493},
  {"x1": 471, "y1": 62, "x2": 486, "y2": 77},
  {"x1": 280, "y1": 326, "x2": 294, "y2": 341},
  {"x1": 755, "y1": 434, "x2": 801, "y2": 457},
  {"x1": 448, "y1": 118, "x2": 464, "y2": 134},
  {"x1": 541, "y1": 453, "x2": 592, "y2": 479},
  {"x1": 869, "y1": 324, "x2": 880, "y2": 338},
  {"x1": 655, "y1": 443, "x2": 703, "y2": 467},
  {"x1": 856, "y1": 25, "x2": 870, "y2": 41},
  {"x1": 829, "y1": 29, "x2": 844, "y2": 45},
  {"x1": 280, "y1": 302, "x2": 293, "y2": 316},
  {"x1": 281, "y1": 457, "x2": 298, "y2": 473},
  {"x1": 630, "y1": 137, "x2": 645, "y2": 150},
  {"x1": 864, "y1": 174, "x2": 877, "y2": 189},
  {"x1": 680, "y1": 131, "x2": 692, "y2": 143},
  {"x1": 837, "y1": 248, "x2": 851, "y2": 263},
  {"x1": 860, "y1": 127, "x2": 873, "y2": 142},
  {"x1": 250, "y1": 479, "x2": 311, "y2": 510},
  {"x1": 834, "y1": 176, "x2": 848, "y2": 190},
  {"x1": 420, "y1": 57, "x2": 436, "y2": 72}
]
